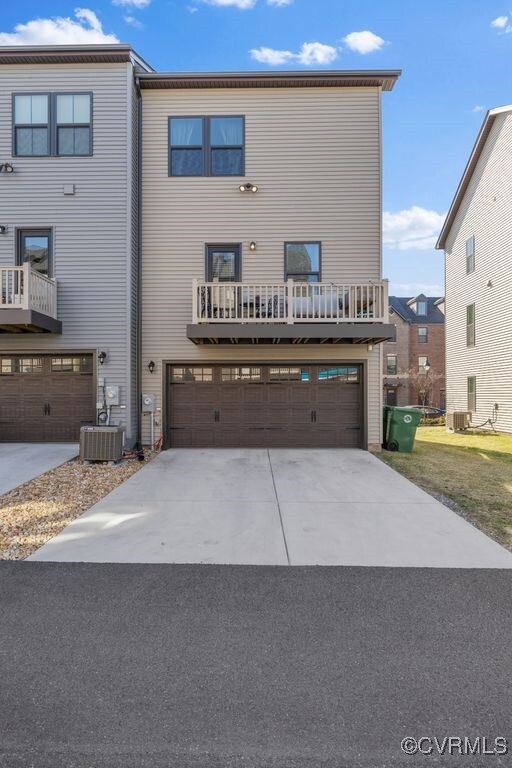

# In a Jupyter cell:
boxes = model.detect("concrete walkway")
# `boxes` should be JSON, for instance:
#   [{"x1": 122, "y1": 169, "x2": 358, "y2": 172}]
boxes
[
  {"x1": 0, "y1": 443, "x2": 78, "y2": 497},
  {"x1": 29, "y1": 449, "x2": 512, "y2": 567}
]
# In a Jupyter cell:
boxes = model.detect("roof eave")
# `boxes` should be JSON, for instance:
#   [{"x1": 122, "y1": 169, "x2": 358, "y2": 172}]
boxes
[
  {"x1": 436, "y1": 104, "x2": 512, "y2": 249},
  {"x1": 137, "y1": 69, "x2": 401, "y2": 91}
]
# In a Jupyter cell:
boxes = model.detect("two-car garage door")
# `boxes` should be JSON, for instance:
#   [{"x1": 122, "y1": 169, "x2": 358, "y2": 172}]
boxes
[
  {"x1": 167, "y1": 364, "x2": 363, "y2": 448},
  {"x1": 0, "y1": 354, "x2": 95, "y2": 442}
]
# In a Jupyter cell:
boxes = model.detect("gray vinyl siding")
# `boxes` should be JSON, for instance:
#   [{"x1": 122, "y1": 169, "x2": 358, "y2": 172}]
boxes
[
  {"x1": 0, "y1": 62, "x2": 137, "y2": 441},
  {"x1": 444, "y1": 111, "x2": 512, "y2": 433},
  {"x1": 140, "y1": 86, "x2": 384, "y2": 447}
]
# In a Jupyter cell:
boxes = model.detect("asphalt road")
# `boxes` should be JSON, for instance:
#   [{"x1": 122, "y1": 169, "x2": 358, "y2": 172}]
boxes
[{"x1": 1, "y1": 562, "x2": 512, "y2": 768}]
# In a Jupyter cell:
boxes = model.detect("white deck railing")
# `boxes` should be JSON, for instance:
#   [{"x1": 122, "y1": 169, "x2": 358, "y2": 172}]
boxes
[
  {"x1": 192, "y1": 280, "x2": 388, "y2": 324},
  {"x1": 0, "y1": 264, "x2": 57, "y2": 318}
]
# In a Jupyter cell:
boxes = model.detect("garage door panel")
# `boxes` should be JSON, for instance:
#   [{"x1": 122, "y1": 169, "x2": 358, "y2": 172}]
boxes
[
  {"x1": 0, "y1": 355, "x2": 94, "y2": 442},
  {"x1": 167, "y1": 363, "x2": 363, "y2": 449}
]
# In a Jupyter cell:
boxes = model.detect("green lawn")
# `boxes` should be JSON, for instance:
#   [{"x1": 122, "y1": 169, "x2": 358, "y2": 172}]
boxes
[{"x1": 378, "y1": 426, "x2": 512, "y2": 551}]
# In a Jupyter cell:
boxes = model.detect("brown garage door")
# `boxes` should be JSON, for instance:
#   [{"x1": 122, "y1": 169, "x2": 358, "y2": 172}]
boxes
[
  {"x1": 0, "y1": 354, "x2": 95, "y2": 442},
  {"x1": 167, "y1": 364, "x2": 363, "y2": 448}
]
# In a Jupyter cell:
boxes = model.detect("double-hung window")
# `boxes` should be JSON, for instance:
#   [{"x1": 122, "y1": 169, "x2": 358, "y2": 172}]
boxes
[
  {"x1": 418, "y1": 327, "x2": 428, "y2": 343},
  {"x1": 386, "y1": 355, "x2": 397, "y2": 375},
  {"x1": 418, "y1": 356, "x2": 429, "y2": 374},
  {"x1": 466, "y1": 235, "x2": 475, "y2": 274},
  {"x1": 466, "y1": 303, "x2": 475, "y2": 347},
  {"x1": 56, "y1": 94, "x2": 92, "y2": 155},
  {"x1": 13, "y1": 92, "x2": 92, "y2": 157},
  {"x1": 14, "y1": 94, "x2": 50, "y2": 156},
  {"x1": 169, "y1": 116, "x2": 244, "y2": 176},
  {"x1": 467, "y1": 376, "x2": 476, "y2": 412}
]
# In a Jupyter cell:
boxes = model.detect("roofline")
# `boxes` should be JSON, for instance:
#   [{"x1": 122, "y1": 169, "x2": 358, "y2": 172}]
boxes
[
  {"x1": 137, "y1": 69, "x2": 401, "y2": 91},
  {"x1": 436, "y1": 104, "x2": 512, "y2": 249},
  {"x1": 0, "y1": 44, "x2": 154, "y2": 71}
]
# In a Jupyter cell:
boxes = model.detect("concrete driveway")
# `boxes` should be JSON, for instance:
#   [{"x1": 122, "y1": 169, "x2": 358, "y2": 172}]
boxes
[
  {"x1": 29, "y1": 449, "x2": 512, "y2": 567},
  {"x1": 0, "y1": 443, "x2": 78, "y2": 497}
]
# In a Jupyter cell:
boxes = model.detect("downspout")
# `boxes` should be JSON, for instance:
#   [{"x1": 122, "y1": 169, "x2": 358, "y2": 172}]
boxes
[{"x1": 135, "y1": 75, "x2": 143, "y2": 453}]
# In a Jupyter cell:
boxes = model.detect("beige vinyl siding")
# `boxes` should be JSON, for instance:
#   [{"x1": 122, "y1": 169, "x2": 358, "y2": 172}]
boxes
[
  {"x1": 444, "y1": 111, "x2": 512, "y2": 433},
  {"x1": 141, "y1": 86, "x2": 383, "y2": 446},
  {"x1": 0, "y1": 62, "x2": 137, "y2": 440}
]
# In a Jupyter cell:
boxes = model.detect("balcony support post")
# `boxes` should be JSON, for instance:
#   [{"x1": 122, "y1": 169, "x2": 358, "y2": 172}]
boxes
[{"x1": 286, "y1": 280, "x2": 294, "y2": 324}]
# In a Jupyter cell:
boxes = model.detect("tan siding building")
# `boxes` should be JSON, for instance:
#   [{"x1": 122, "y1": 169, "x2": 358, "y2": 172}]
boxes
[
  {"x1": 437, "y1": 106, "x2": 512, "y2": 433},
  {"x1": 139, "y1": 72, "x2": 400, "y2": 450}
]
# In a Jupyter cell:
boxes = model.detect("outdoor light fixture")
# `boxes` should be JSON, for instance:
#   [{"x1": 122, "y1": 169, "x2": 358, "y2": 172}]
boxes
[
  {"x1": 0, "y1": 225, "x2": 6, "y2": 235},
  {"x1": 98, "y1": 351, "x2": 107, "y2": 365},
  {"x1": 424, "y1": 363, "x2": 431, "y2": 373},
  {"x1": 249, "y1": 241, "x2": 256, "y2": 251},
  {"x1": 148, "y1": 360, "x2": 156, "y2": 374},
  {"x1": 239, "y1": 182, "x2": 258, "y2": 193}
]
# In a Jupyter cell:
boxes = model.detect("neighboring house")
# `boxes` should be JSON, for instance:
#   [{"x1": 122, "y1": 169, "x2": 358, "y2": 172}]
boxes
[
  {"x1": 437, "y1": 105, "x2": 512, "y2": 433},
  {"x1": 140, "y1": 69, "x2": 400, "y2": 450},
  {"x1": 0, "y1": 45, "x2": 152, "y2": 444},
  {"x1": 382, "y1": 295, "x2": 446, "y2": 408}
]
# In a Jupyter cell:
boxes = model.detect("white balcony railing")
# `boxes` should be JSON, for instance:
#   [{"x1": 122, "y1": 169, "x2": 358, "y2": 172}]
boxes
[
  {"x1": 192, "y1": 280, "x2": 389, "y2": 324},
  {"x1": 0, "y1": 264, "x2": 57, "y2": 318}
]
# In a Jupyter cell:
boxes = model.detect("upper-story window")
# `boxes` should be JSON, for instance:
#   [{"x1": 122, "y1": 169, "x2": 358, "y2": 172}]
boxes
[
  {"x1": 418, "y1": 326, "x2": 428, "y2": 343},
  {"x1": 386, "y1": 355, "x2": 397, "y2": 375},
  {"x1": 13, "y1": 92, "x2": 92, "y2": 157},
  {"x1": 417, "y1": 300, "x2": 427, "y2": 315},
  {"x1": 284, "y1": 242, "x2": 321, "y2": 282},
  {"x1": 14, "y1": 94, "x2": 49, "y2": 156},
  {"x1": 56, "y1": 94, "x2": 92, "y2": 155},
  {"x1": 466, "y1": 303, "x2": 475, "y2": 347},
  {"x1": 169, "y1": 116, "x2": 244, "y2": 177},
  {"x1": 466, "y1": 235, "x2": 475, "y2": 274}
]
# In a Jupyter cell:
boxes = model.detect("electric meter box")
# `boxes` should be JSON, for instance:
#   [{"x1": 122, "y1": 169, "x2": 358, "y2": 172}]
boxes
[
  {"x1": 142, "y1": 393, "x2": 156, "y2": 413},
  {"x1": 105, "y1": 385, "x2": 120, "y2": 406}
]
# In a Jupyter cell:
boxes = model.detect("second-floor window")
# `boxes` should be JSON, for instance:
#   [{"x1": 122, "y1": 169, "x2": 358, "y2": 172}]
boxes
[
  {"x1": 56, "y1": 94, "x2": 92, "y2": 156},
  {"x1": 386, "y1": 355, "x2": 397, "y2": 375},
  {"x1": 418, "y1": 326, "x2": 428, "y2": 343},
  {"x1": 284, "y1": 242, "x2": 321, "y2": 282},
  {"x1": 14, "y1": 94, "x2": 49, "y2": 156},
  {"x1": 418, "y1": 355, "x2": 429, "y2": 374},
  {"x1": 466, "y1": 235, "x2": 475, "y2": 274},
  {"x1": 13, "y1": 92, "x2": 92, "y2": 157},
  {"x1": 169, "y1": 116, "x2": 244, "y2": 177},
  {"x1": 466, "y1": 303, "x2": 475, "y2": 347}
]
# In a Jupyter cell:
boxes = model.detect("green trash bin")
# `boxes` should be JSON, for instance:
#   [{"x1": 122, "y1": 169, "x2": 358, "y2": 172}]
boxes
[{"x1": 384, "y1": 406, "x2": 421, "y2": 452}]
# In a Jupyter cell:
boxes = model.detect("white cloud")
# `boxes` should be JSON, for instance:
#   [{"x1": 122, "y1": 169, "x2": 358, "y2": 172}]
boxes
[
  {"x1": 187, "y1": 4, "x2": 199, "y2": 11},
  {"x1": 392, "y1": 282, "x2": 444, "y2": 295},
  {"x1": 202, "y1": 0, "x2": 256, "y2": 8},
  {"x1": 491, "y1": 15, "x2": 508, "y2": 28},
  {"x1": 113, "y1": 0, "x2": 150, "y2": 6},
  {"x1": 267, "y1": 0, "x2": 294, "y2": 5},
  {"x1": 124, "y1": 14, "x2": 143, "y2": 27},
  {"x1": 251, "y1": 40, "x2": 338, "y2": 66},
  {"x1": 472, "y1": 105, "x2": 485, "y2": 112},
  {"x1": 296, "y1": 42, "x2": 338, "y2": 65},
  {"x1": 0, "y1": 8, "x2": 119, "y2": 45},
  {"x1": 250, "y1": 46, "x2": 295, "y2": 64},
  {"x1": 343, "y1": 30, "x2": 385, "y2": 54},
  {"x1": 383, "y1": 206, "x2": 446, "y2": 251}
]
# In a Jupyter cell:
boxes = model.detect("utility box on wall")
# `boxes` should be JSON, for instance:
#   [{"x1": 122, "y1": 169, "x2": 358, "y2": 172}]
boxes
[
  {"x1": 142, "y1": 393, "x2": 156, "y2": 413},
  {"x1": 106, "y1": 385, "x2": 120, "y2": 406}
]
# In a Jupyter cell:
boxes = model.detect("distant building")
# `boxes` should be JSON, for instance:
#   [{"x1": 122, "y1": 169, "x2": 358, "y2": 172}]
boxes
[{"x1": 382, "y1": 295, "x2": 446, "y2": 408}]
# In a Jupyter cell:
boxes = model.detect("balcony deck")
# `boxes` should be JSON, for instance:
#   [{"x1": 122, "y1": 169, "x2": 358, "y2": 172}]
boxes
[
  {"x1": 188, "y1": 280, "x2": 395, "y2": 345},
  {"x1": 0, "y1": 265, "x2": 61, "y2": 333}
]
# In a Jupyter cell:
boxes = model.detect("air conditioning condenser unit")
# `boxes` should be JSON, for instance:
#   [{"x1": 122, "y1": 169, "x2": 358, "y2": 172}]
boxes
[
  {"x1": 447, "y1": 411, "x2": 472, "y2": 431},
  {"x1": 80, "y1": 425, "x2": 125, "y2": 463}
]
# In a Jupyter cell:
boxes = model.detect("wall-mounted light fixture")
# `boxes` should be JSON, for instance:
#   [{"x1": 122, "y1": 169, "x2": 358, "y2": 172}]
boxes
[
  {"x1": 0, "y1": 225, "x2": 6, "y2": 235},
  {"x1": 98, "y1": 351, "x2": 107, "y2": 365},
  {"x1": 239, "y1": 182, "x2": 258, "y2": 193},
  {"x1": 487, "y1": 280, "x2": 493, "y2": 288},
  {"x1": 249, "y1": 241, "x2": 256, "y2": 251},
  {"x1": 367, "y1": 343, "x2": 373, "y2": 352},
  {"x1": 0, "y1": 163, "x2": 14, "y2": 174},
  {"x1": 148, "y1": 360, "x2": 156, "y2": 374}
]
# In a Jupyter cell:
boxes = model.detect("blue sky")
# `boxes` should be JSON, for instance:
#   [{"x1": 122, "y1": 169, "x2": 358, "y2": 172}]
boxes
[{"x1": 1, "y1": 0, "x2": 511, "y2": 296}]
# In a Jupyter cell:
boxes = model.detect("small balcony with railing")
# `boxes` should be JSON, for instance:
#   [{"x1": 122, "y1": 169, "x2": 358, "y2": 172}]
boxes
[
  {"x1": 0, "y1": 264, "x2": 61, "y2": 333},
  {"x1": 188, "y1": 280, "x2": 395, "y2": 345}
]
